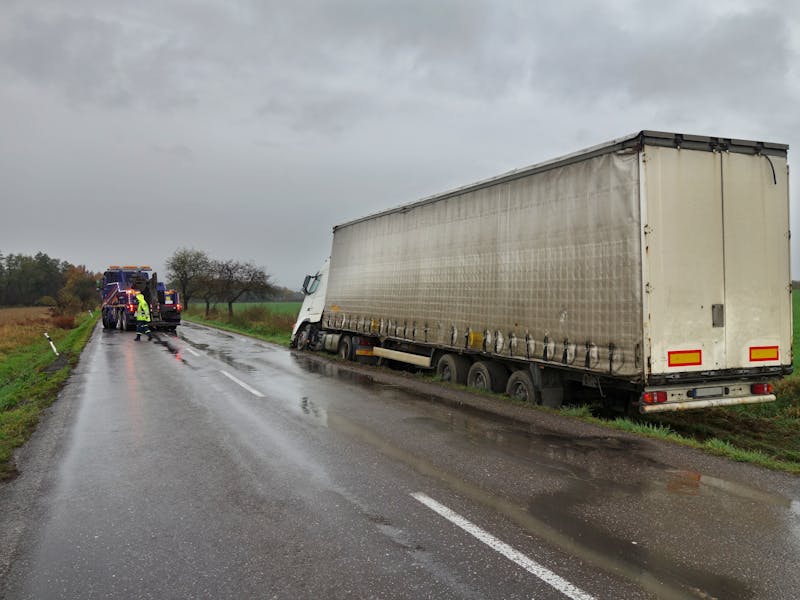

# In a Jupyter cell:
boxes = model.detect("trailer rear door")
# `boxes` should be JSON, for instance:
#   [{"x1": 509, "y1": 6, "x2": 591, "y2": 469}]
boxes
[
  {"x1": 643, "y1": 147, "x2": 726, "y2": 374},
  {"x1": 720, "y1": 152, "x2": 791, "y2": 370},
  {"x1": 643, "y1": 145, "x2": 791, "y2": 377}
]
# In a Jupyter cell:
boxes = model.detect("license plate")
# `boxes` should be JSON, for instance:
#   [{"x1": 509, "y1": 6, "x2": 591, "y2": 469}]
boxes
[{"x1": 692, "y1": 386, "x2": 724, "y2": 398}]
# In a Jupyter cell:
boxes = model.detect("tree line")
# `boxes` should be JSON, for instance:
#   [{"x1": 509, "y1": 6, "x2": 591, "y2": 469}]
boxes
[
  {"x1": 0, "y1": 248, "x2": 298, "y2": 316},
  {"x1": 0, "y1": 252, "x2": 99, "y2": 312},
  {"x1": 166, "y1": 248, "x2": 300, "y2": 317}
]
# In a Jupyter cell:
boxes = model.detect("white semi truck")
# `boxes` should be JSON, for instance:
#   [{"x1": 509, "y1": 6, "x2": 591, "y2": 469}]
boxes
[{"x1": 291, "y1": 131, "x2": 792, "y2": 413}]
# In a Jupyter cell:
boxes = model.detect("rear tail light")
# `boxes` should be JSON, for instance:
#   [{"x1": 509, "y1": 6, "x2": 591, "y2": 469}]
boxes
[
  {"x1": 127, "y1": 304, "x2": 135, "y2": 312},
  {"x1": 751, "y1": 383, "x2": 774, "y2": 395},
  {"x1": 643, "y1": 391, "x2": 668, "y2": 404},
  {"x1": 177, "y1": 304, "x2": 182, "y2": 311}
]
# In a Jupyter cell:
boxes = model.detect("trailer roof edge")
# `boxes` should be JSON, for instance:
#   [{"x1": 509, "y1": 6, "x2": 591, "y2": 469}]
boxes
[{"x1": 333, "y1": 131, "x2": 788, "y2": 232}]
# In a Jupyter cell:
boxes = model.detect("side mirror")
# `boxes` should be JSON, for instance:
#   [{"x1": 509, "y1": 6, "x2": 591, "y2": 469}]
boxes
[{"x1": 301, "y1": 275, "x2": 312, "y2": 295}]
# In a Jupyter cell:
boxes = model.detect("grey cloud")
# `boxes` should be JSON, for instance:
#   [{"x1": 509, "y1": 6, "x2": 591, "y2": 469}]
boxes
[
  {"x1": 2, "y1": 0, "x2": 800, "y2": 285},
  {"x1": 528, "y1": 4, "x2": 791, "y2": 114},
  {"x1": 256, "y1": 84, "x2": 378, "y2": 135},
  {"x1": 151, "y1": 144, "x2": 193, "y2": 160},
  {"x1": 0, "y1": 6, "x2": 203, "y2": 109}
]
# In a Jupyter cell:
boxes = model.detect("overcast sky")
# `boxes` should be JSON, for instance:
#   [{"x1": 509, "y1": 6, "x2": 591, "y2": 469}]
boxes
[{"x1": 2, "y1": 0, "x2": 799, "y2": 287}]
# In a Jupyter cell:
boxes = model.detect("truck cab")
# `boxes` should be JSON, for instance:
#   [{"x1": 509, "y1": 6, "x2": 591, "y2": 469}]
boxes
[
  {"x1": 100, "y1": 265, "x2": 181, "y2": 332},
  {"x1": 291, "y1": 258, "x2": 329, "y2": 348},
  {"x1": 155, "y1": 285, "x2": 182, "y2": 330}
]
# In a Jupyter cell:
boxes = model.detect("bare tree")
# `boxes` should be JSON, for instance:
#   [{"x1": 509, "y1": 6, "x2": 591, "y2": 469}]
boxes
[
  {"x1": 166, "y1": 248, "x2": 211, "y2": 309},
  {"x1": 214, "y1": 260, "x2": 275, "y2": 317},
  {"x1": 195, "y1": 271, "x2": 220, "y2": 318}
]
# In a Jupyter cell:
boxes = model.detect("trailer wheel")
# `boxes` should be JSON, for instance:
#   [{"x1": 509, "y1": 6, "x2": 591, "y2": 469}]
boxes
[
  {"x1": 338, "y1": 335, "x2": 354, "y2": 361},
  {"x1": 506, "y1": 370, "x2": 536, "y2": 403},
  {"x1": 436, "y1": 353, "x2": 470, "y2": 385},
  {"x1": 467, "y1": 361, "x2": 509, "y2": 393}
]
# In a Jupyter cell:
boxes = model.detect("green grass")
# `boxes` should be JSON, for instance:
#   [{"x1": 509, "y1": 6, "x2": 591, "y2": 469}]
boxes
[
  {"x1": 182, "y1": 302, "x2": 300, "y2": 346},
  {"x1": 576, "y1": 414, "x2": 800, "y2": 474},
  {"x1": 559, "y1": 405, "x2": 593, "y2": 418},
  {"x1": 224, "y1": 301, "x2": 303, "y2": 315},
  {"x1": 0, "y1": 312, "x2": 98, "y2": 480}
]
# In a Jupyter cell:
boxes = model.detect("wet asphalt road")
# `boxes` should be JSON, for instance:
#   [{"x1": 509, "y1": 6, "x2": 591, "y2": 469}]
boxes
[{"x1": 2, "y1": 322, "x2": 800, "y2": 599}]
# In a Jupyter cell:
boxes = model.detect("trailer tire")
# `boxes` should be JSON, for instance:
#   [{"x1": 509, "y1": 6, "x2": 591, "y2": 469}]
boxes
[
  {"x1": 467, "y1": 361, "x2": 509, "y2": 393},
  {"x1": 506, "y1": 370, "x2": 536, "y2": 403},
  {"x1": 436, "y1": 353, "x2": 470, "y2": 385},
  {"x1": 338, "y1": 335, "x2": 354, "y2": 361},
  {"x1": 295, "y1": 325, "x2": 310, "y2": 351}
]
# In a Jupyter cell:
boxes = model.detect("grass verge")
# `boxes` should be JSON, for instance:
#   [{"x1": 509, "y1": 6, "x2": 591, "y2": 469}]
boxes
[
  {"x1": 0, "y1": 310, "x2": 98, "y2": 480},
  {"x1": 182, "y1": 303, "x2": 298, "y2": 346},
  {"x1": 597, "y1": 416, "x2": 800, "y2": 474}
]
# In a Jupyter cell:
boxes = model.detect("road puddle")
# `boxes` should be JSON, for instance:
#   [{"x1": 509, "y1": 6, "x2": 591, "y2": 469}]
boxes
[
  {"x1": 150, "y1": 335, "x2": 194, "y2": 368},
  {"x1": 329, "y1": 407, "x2": 758, "y2": 599},
  {"x1": 294, "y1": 355, "x2": 376, "y2": 386},
  {"x1": 299, "y1": 396, "x2": 327, "y2": 425},
  {"x1": 283, "y1": 350, "x2": 800, "y2": 597}
]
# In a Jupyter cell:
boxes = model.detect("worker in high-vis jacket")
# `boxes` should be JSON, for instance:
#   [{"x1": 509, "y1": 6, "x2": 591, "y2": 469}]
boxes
[{"x1": 134, "y1": 292, "x2": 152, "y2": 341}]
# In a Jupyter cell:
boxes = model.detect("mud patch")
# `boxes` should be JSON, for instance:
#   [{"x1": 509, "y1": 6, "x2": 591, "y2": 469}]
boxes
[{"x1": 42, "y1": 353, "x2": 69, "y2": 374}]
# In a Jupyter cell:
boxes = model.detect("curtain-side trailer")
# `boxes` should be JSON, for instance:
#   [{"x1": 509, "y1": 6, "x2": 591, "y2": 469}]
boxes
[{"x1": 291, "y1": 131, "x2": 792, "y2": 413}]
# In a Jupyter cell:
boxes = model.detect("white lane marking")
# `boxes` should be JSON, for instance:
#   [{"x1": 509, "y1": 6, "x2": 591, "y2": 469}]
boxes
[
  {"x1": 411, "y1": 492, "x2": 596, "y2": 600},
  {"x1": 220, "y1": 370, "x2": 264, "y2": 398},
  {"x1": 184, "y1": 347, "x2": 201, "y2": 357}
]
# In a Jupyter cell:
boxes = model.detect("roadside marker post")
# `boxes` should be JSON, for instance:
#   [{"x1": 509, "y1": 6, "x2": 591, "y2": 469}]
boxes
[{"x1": 44, "y1": 332, "x2": 59, "y2": 357}]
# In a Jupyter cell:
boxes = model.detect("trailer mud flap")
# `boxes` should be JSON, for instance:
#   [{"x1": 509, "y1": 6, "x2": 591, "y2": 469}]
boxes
[{"x1": 531, "y1": 366, "x2": 563, "y2": 408}]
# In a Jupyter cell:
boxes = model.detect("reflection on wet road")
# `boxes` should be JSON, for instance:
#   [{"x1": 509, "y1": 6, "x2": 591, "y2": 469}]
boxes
[{"x1": 3, "y1": 321, "x2": 800, "y2": 599}]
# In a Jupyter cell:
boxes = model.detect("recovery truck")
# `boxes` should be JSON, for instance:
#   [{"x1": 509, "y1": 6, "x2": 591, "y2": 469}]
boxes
[
  {"x1": 100, "y1": 266, "x2": 182, "y2": 331},
  {"x1": 291, "y1": 131, "x2": 792, "y2": 413}
]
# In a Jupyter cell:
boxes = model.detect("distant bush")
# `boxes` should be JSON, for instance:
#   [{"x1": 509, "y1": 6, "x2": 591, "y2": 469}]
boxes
[
  {"x1": 51, "y1": 315, "x2": 76, "y2": 329},
  {"x1": 240, "y1": 305, "x2": 269, "y2": 321},
  {"x1": 36, "y1": 296, "x2": 57, "y2": 307}
]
